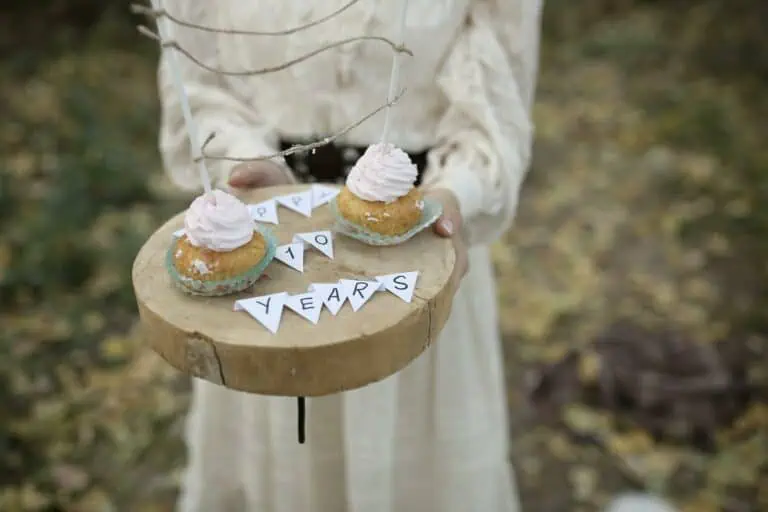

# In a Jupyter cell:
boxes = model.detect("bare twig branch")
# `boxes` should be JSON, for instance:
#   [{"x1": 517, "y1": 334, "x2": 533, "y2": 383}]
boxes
[
  {"x1": 196, "y1": 89, "x2": 407, "y2": 163},
  {"x1": 138, "y1": 25, "x2": 412, "y2": 77},
  {"x1": 137, "y1": 24, "x2": 162, "y2": 43},
  {"x1": 138, "y1": 1, "x2": 413, "y2": 171},
  {"x1": 131, "y1": 0, "x2": 363, "y2": 36}
]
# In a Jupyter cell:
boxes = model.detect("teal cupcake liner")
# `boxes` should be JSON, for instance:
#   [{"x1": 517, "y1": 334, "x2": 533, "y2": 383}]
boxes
[
  {"x1": 166, "y1": 225, "x2": 277, "y2": 297},
  {"x1": 328, "y1": 196, "x2": 443, "y2": 246}
]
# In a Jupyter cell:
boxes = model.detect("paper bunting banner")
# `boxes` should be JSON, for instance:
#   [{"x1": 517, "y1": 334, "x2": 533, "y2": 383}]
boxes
[
  {"x1": 274, "y1": 243, "x2": 305, "y2": 272},
  {"x1": 276, "y1": 190, "x2": 313, "y2": 217},
  {"x1": 376, "y1": 272, "x2": 419, "y2": 303},
  {"x1": 309, "y1": 282, "x2": 348, "y2": 316},
  {"x1": 311, "y1": 184, "x2": 340, "y2": 208},
  {"x1": 234, "y1": 271, "x2": 420, "y2": 333},
  {"x1": 271, "y1": 230, "x2": 334, "y2": 272},
  {"x1": 293, "y1": 231, "x2": 334, "y2": 259},
  {"x1": 173, "y1": 186, "x2": 340, "y2": 240},
  {"x1": 285, "y1": 292, "x2": 322, "y2": 324},
  {"x1": 339, "y1": 279, "x2": 381, "y2": 312},
  {"x1": 248, "y1": 200, "x2": 279, "y2": 224},
  {"x1": 234, "y1": 292, "x2": 287, "y2": 334}
]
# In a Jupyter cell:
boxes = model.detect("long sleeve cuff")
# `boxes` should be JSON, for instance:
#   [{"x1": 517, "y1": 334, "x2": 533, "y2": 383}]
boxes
[
  {"x1": 423, "y1": 158, "x2": 486, "y2": 224},
  {"x1": 161, "y1": 111, "x2": 288, "y2": 192},
  {"x1": 206, "y1": 122, "x2": 289, "y2": 189},
  {"x1": 423, "y1": 138, "x2": 526, "y2": 246}
]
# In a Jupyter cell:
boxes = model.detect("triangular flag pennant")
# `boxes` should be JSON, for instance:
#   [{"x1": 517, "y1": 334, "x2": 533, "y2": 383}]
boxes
[
  {"x1": 234, "y1": 292, "x2": 287, "y2": 334},
  {"x1": 274, "y1": 243, "x2": 304, "y2": 272},
  {"x1": 294, "y1": 231, "x2": 334, "y2": 259},
  {"x1": 309, "y1": 282, "x2": 348, "y2": 316},
  {"x1": 311, "y1": 184, "x2": 340, "y2": 208},
  {"x1": 173, "y1": 228, "x2": 185, "y2": 238},
  {"x1": 339, "y1": 279, "x2": 381, "y2": 312},
  {"x1": 276, "y1": 190, "x2": 313, "y2": 217},
  {"x1": 376, "y1": 271, "x2": 419, "y2": 303},
  {"x1": 285, "y1": 292, "x2": 322, "y2": 324},
  {"x1": 248, "y1": 200, "x2": 279, "y2": 224}
]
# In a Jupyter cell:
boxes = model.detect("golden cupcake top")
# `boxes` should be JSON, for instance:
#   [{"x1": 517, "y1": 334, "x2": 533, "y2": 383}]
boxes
[{"x1": 184, "y1": 189, "x2": 254, "y2": 252}]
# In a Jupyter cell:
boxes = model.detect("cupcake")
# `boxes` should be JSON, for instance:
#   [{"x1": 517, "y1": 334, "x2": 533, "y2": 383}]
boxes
[
  {"x1": 337, "y1": 143, "x2": 424, "y2": 236},
  {"x1": 167, "y1": 189, "x2": 275, "y2": 296}
]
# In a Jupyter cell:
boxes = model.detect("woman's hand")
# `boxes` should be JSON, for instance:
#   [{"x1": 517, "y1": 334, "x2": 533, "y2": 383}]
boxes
[
  {"x1": 227, "y1": 160, "x2": 296, "y2": 193},
  {"x1": 424, "y1": 188, "x2": 469, "y2": 285}
]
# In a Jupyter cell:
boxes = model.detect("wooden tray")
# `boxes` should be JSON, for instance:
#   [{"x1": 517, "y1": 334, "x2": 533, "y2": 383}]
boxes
[{"x1": 132, "y1": 185, "x2": 456, "y2": 397}]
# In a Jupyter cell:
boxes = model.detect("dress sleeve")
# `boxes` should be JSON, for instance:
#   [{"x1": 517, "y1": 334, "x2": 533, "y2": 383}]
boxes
[
  {"x1": 157, "y1": 2, "x2": 285, "y2": 191},
  {"x1": 421, "y1": 0, "x2": 542, "y2": 245}
]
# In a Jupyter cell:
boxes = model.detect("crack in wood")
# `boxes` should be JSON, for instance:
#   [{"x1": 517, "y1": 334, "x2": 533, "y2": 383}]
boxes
[
  {"x1": 425, "y1": 300, "x2": 433, "y2": 350},
  {"x1": 185, "y1": 333, "x2": 225, "y2": 385},
  {"x1": 210, "y1": 342, "x2": 227, "y2": 386}
]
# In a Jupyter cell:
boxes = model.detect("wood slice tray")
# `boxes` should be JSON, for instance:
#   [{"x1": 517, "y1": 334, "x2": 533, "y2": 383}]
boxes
[{"x1": 132, "y1": 185, "x2": 457, "y2": 397}]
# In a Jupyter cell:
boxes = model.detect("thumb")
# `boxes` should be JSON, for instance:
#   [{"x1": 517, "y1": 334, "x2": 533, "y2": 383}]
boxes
[
  {"x1": 433, "y1": 215, "x2": 455, "y2": 238},
  {"x1": 228, "y1": 163, "x2": 270, "y2": 188},
  {"x1": 426, "y1": 189, "x2": 462, "y2": 238},
  {"x1": 228, "y1": 162, "x2": 290, "y2": 189}
]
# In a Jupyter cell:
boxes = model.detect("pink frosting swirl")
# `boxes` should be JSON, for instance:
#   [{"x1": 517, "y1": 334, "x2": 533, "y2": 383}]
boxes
[
  {"x1": 345, "y1": 143, "x2": 418, "y2": 203},
  {"x1": 184, "y1": 189, "x2": 254, "y2": 252}
]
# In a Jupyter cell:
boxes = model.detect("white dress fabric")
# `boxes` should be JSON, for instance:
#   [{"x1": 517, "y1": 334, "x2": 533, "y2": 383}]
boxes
[{"x1": 157, "y1": 1, "x2": 542, "y2": 511}]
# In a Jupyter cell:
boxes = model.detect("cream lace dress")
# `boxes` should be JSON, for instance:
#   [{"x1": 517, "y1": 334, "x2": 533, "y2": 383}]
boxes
[{"x1": 157, "y1": 1, "x2": 542, "y2": 511}]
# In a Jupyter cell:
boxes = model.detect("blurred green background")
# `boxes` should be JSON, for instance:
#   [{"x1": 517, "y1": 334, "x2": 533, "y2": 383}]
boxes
[{"x1": 1, "y1": 1, "x2": 766, "y2": 511}]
